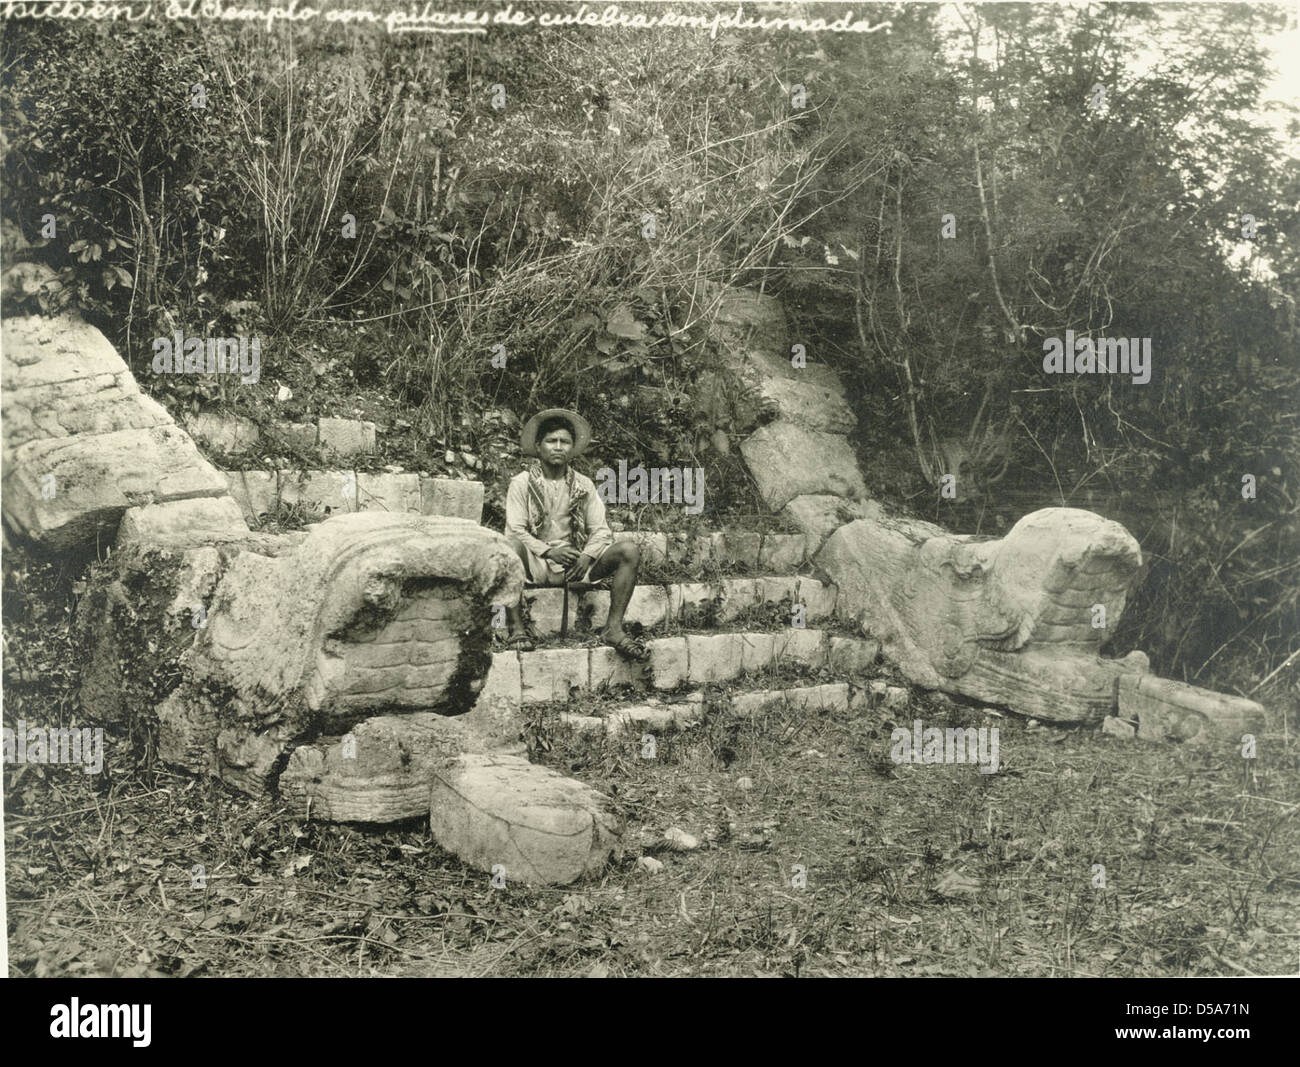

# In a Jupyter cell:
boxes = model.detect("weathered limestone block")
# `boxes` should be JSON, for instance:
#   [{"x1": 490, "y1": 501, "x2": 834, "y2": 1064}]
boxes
[
  {"x1": 783, "y1": 683, "x2": 851, "y2": 712},
  {"x1": 222, "y1": 470, "x2": 279, "y2": 524},
  {"x1": 740, "y1": 423, "x2": 868, "y2": 511},
  {"x1": 1121, "y1": 675, "x2": 1266, "y2": 744},
  {"x1": 604, "y1": 703, "x2": 682, "y2": 734},
  {"x1": 590, "y1": 645, "x2": 646, "y2": 690},
  {"x1": 759, "y1": 376, "x2": 856, "y2": 434},
  {"x1": 1, "y1": 314, "x2": 234, "y2": 549},
  {"x1": 115, "y1": 496, "x2": 249, "y2": 549},
  {"x1": 817, "y1": 506, "x2": 1150, "y2": 722},
  {"x1": 647, "y1": 637, "x2": 689, "y2": 689},
  {"x1": 278, "y1": 470, "x2": 356, "y2": 515},
  {"x1": 519, "y1": 648, "x2": 590, "y2": 704},
  {"x1": 758, "y1": 575, "x2": 799, "y2": 607},
  {"x1": 686, "y1": 633, "x2": 746, "y2": 683},
  {"x1": 782, "y1": 495, "x2": 884, "y2": 556},
  {"x1": 669, "y1": 582, "x2": 716, "y2": 621},
  {"x1": 472, "y1": 652, "x2": 522, "y2": 719},
  {"x1": 429, "y1": 754, "x2": 623, "y2": 885},
  {"x1": 142, "y1": 513, "x2": 521, "y2": 793},
  {"x1": 773, "y1": 628, "x2": 828, "y2": 668},
  {"x1": 419, "y1": 475, "x2": 484, "y2": 522},
  {"x1": 720, "y1": 530, "x2": 762, "y2": 568},
  {"x1": 524, "y1": 588, "x2": 565, "y2": 633},
  {"x1": 356, "y1": 472, "x2": 421, "y2": 513},
  {"x1": 796, "y1": 577, "x2": 837, "y2": 620},
  {"x1": 318, "y1": 417, "x2": 376, "y2": 456},
  {"x1": 758, "y1": 533, "x2": 807, "y2": 572},
  {"x1": 623, "y1": 584, "x2": 670, "y2": 628},
  {"x1": 717, "y1": 578, "x2": 760, "y2": 622},
  {"x1": 185, "y1": 412, "x2": 260, "y2": 453},
  {"x1": 738, "y1": 631, "x2": 776, "y2": 672},
  {"x1": 279, "y1": 714, "x2": 525, "y2": 823},
  {"x1": 829, "y1": 636, "x2": 880, "y2": 674}
]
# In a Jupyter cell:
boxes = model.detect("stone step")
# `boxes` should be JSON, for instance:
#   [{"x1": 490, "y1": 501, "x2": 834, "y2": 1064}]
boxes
[
  {"x1": 186, "y1": 412, "x2": 378, "y2": 458},
  {"x1": 221, "y1": 469, "x2": 484, "y2": 524},
  {"x1": 559, "y1": 681, "x2": 863, "y2": 738},
  {"x1": 608, "y1": 528, "x2": 816, "y2": 569},
  {"x1": 477, "y1": 630, "x2": 882, "y2": 707},
  {"x1": 511, "y1": 575, "x2": 838, "y2": 636}
]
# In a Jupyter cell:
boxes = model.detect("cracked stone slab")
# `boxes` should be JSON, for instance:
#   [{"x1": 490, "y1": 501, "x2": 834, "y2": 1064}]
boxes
[{"x1": 429, "y1": 754, "x2": 623, "y2": 885}]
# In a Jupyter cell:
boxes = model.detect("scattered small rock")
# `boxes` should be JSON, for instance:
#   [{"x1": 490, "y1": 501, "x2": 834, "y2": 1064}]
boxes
[
  {"x1": 636, "y1": 856, "x2": 665, "y2": 874},
  {"x1": 883, "y1": 685, "x2": 909, "y2": 709},
  {"x1": 662, "y1": 826, "x2": 699, "y2": 851}
]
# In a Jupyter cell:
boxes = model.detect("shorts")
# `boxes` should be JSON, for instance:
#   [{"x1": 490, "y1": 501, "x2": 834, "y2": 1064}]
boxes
[{"x1": 508, "y1": 537, "x2": 610, "y2": 587}]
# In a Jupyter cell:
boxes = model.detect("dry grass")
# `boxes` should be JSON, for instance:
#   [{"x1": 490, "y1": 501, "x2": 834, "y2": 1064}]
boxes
[{"x1": 7, "y1": 675, "x2": 1298, "y2": 978}]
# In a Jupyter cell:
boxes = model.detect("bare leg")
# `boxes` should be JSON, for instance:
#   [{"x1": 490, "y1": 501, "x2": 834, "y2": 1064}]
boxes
[
  {"x1": 587, "y1": 541, "x2": 640, "y2": 644},
  {"x1": 502, "y1": 536, "x2": 535, "y2": 645}
]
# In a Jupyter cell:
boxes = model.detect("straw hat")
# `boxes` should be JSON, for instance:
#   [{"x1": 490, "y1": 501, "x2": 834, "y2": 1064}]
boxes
[{"x1": 519, "y1": 408, "x2": 592, "y2": 458}]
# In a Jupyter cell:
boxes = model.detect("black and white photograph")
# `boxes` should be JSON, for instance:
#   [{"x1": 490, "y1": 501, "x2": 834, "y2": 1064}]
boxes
[{"x1": 1, "y1": 0, "x2": 1297, "y2": 1000}]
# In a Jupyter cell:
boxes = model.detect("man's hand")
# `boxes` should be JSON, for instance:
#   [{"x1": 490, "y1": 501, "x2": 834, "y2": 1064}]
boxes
[
  {"x1": 543, "y1": 544, "x2": 580, "y2": 568},
  {"x1": 565, "y1": 553, "x2": 594, "y2": 583}
]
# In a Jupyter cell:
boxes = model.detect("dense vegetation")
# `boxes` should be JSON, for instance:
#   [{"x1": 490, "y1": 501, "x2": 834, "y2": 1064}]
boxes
[{"x1": 2, "y1": 1, "x2": 1296, "y2": 694}]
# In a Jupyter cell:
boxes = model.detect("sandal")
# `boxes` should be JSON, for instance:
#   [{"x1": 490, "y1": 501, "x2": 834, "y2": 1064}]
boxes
[
  {"x1": 505, "y1": 632, "x2": 536, "y2": 652},
  {"x1": 605, "y1": 633, "x2": 651, "y2": 663}
]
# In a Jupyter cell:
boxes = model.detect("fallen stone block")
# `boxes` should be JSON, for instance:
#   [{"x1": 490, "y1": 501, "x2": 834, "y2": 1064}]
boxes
[
  {"x1": 1121, "y1": 675, "x2": 1266, "y2": 745},
  {"x1": 759, "y1": 375, "x2": 857, "y2": 434},
  {"x1": 1102, "y1": 715, "x2": 1137, "y2": 740},
  {"x1": 605, "y1": 704, "x2": 679, "y2": 734},
  {"x1": 5, "y1": 424, "x2": 232, "y2": 550},
  {"x1": 429, "y1": 754, "x2": 622, "y2": 885},
  {"x1": 740, "y1": 423, "x2": 868, "y2": 511},
  {"x1": 115, "y1": 496, "x2": 249, "y2": 549},
  {"x1": 472, "y1": 652, "x2": 522, "y2": 721},
  {"x1": 730, "y1": 690, "x2": 785, "y2": 717},
  {"x1": 279, "y1": 713, "x2": 523, "y2": 823}
]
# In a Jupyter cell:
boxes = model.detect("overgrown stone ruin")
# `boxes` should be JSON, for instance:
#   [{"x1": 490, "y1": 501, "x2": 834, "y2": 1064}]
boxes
[{"x1": 0, "y1": 277, "x2": 1266, "y2": 886}]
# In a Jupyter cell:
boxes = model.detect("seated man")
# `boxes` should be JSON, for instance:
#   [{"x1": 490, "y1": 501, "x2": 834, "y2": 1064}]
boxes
[{"x1": 502, "y1": 408, "x2": 649, "y2": 661}]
